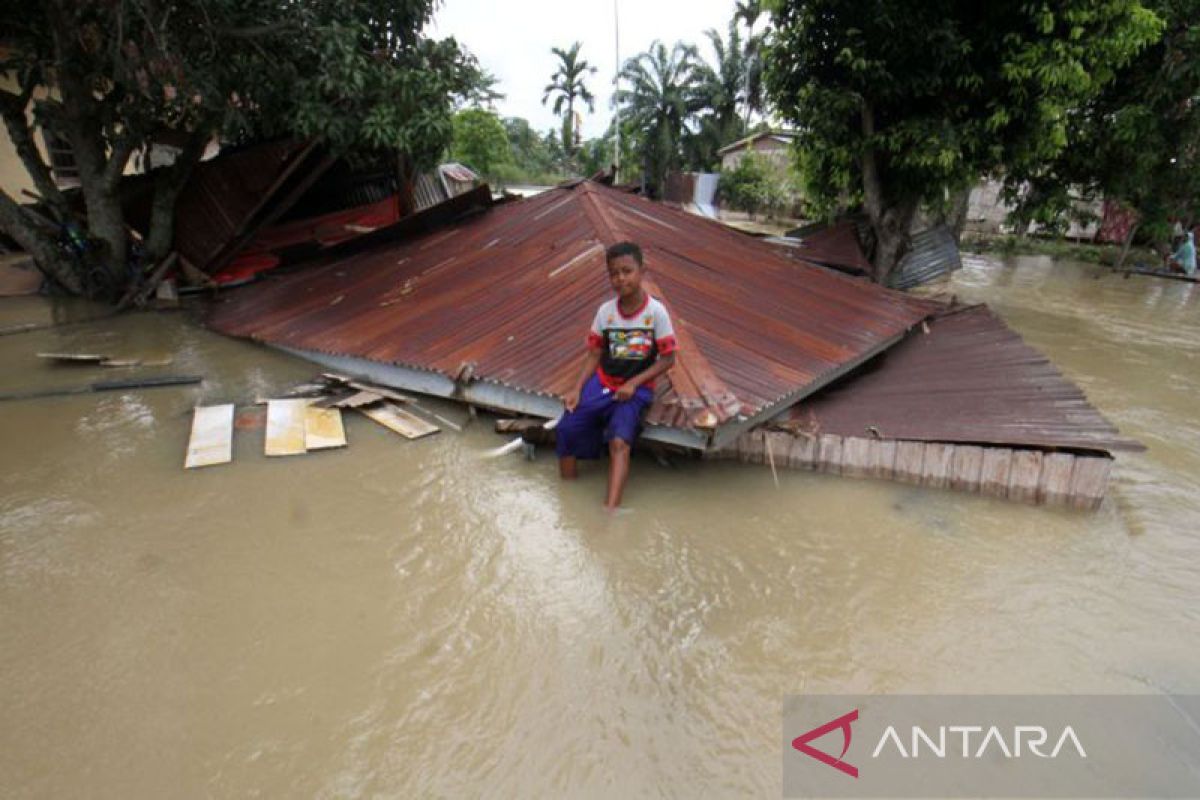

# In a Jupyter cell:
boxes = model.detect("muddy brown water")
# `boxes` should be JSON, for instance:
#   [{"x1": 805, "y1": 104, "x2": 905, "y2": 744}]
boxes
[{"x1": 1, "y1": 256, "x2": 1198, "y2": 797}]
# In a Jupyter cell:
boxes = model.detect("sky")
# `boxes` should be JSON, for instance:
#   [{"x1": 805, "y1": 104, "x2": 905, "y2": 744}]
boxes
[{"x1": 428, "y1": 0, "x2": 740, "y2": 141}]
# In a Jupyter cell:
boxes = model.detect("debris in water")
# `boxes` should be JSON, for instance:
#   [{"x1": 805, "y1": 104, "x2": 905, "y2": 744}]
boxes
[{"x1": 185, "y1": 404, "x2": 235, "y2": 469}]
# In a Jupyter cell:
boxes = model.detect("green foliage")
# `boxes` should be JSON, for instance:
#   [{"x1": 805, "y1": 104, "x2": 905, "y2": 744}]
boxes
[
  {"x1": 765, "y1": 0, "x2": 1162, "y2": 277},
  {"x1": 542, "y1": 42, "x2": 597, "y2": 154},
  {"x1": 615, "y1": 40, "x2": 707, "y2": 195},
  {"x1": 1008, "y1": 0, "x2": 1200, "y2": 239},
  {"x1": 720, "y1": 152, "x2": 795, "y2": 218},
  {"x1": 0, "y1": 0, "x2": 484, "y2": 297},
  {"x1": 450, "y1": 108, "x2": 511, "y2": 177},
  {"x1": 687, "y1": 21, "x2": 751, "y2": 170}
]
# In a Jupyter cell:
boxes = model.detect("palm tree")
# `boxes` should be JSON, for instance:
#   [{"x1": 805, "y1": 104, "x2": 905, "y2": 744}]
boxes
[
  {"x1": 542, "y1": 42, "x2": 597, "y2": 155},
  {"x1": 691, "y1": 21, "x2": 750, "y2": 169},
  {"x1": 615, "y1": 40, "x2": 706, "y2": 196},
  {"x1": 733, "y1": 0, "x2": 768, "y2": 125}
]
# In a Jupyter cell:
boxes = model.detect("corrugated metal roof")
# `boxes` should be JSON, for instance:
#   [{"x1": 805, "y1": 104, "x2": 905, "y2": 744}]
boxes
[
  {"x1": 170, "y1": 141, "x2": 328, "y2": 271},
  {"x1": 207, "y1": 181, "x2": 938, "y2": 445},
  {"x1": 887, "y1": 225, "x2": 963, "y2": 290},
  {"x1": 780, "y1": 220, "x2": 873, "y2": 276},
  {"x1": 782, "y1": 305, "x2": 1143, "y2": 454}
]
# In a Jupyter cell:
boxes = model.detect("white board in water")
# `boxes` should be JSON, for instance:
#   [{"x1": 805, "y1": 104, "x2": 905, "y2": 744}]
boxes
[
  {"x1": 304, "y1": 405, "x2": 347, "y2": 450},
  {"x1": 184, "y1": 404, "x2": 234, "y2": 469},
  {"x1": 265, "y1": 399, "x2": 309, "y2": 456}
]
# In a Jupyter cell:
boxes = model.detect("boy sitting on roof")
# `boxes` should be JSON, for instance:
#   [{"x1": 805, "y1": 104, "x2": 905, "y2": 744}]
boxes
[{"x1": 557, "y1": 241, "x2": 677, "y2": 510}]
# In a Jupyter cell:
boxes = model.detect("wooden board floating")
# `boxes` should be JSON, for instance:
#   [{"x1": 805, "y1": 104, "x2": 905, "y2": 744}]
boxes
[
  {"x1": 184, "y1": 404, "x2": 234, "y2": 469},
  {"x1": 304, "y1": 404, "x2": 347, "y2": 450},
  {"x1": 37, "y1": 352, "x2": 111, "y2": 363},
  {"x1": 717, "y1": 430, "x2": 1113, "y2": 510},
  {"x1": 265, "y1": 398, "x2": 309, "y2": 456},
  {"x1": 359, "y1": 401, "x2": 440, "y2": 439}
]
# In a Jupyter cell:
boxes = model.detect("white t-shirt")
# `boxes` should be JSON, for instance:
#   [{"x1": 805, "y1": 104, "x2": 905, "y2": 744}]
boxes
[{"x1": 586, "y1": 294, "x2": 677, "y2": 388}]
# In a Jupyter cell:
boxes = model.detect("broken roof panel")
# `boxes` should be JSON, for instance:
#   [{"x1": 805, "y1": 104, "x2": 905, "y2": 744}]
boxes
[
  {"x1": 782, "y1": 304, "x2": 1143, "y2": 454},
  {"x1": 208, "y1": 181, "x2": 938, "y2": 448}
]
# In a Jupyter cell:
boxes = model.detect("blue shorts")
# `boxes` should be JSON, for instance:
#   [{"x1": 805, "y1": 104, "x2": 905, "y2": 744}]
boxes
[{"x1": 556, "y1": 373, "x2": 654, "y2": 459}]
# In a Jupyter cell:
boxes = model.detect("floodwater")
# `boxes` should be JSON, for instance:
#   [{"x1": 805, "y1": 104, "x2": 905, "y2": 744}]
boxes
[{"x1": 1, "y1": 256, "x2": 1198, "y2": 797}]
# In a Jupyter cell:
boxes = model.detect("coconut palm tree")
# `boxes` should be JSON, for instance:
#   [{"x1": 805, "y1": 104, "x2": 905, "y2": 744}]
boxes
[
  {"x1": 615, "y1": 40, "x2": 706, "y2": 196},
  {"x1": 542, "y1": 42, "x2": 597, "y2": 155}
]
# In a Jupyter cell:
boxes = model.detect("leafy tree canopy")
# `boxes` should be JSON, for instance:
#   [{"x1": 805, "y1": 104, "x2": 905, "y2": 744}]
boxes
[
  {"x1": 1008, "y1": 0, "x2": 1200, "y2": 247},
  {"x1": 450, "y1": 107, "x2": 510, "y2": 177},
  {"x1": 0, "y1": 0, "x2": 483, "y2": 299},
  {"x1": 765, "y1": 0, "x2": 1162, "y2": 280}
]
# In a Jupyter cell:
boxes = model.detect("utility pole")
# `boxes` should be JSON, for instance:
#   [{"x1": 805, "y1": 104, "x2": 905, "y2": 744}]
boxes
[{"x1": 613, "y1": 0, "x2": 621, "y2": 181}]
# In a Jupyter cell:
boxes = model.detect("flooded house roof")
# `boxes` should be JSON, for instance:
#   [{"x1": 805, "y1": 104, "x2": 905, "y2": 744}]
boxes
[
  {"x1": 782, "y1": 304, "x2": 1143, "y2": 455},
  {"x1": 207, "y1": 180, "x2": 939, "y2": 449}
]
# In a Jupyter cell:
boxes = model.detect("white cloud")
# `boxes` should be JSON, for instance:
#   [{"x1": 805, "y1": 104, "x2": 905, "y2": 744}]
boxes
[{"x1": 428, "y1": 0, "x2": 739, "y2": 140}]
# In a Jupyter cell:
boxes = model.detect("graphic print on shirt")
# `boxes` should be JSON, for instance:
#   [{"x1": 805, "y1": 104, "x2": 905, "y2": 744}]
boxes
[{"x1": 608, "y1": 328, "x2": 654, "y2": 362}]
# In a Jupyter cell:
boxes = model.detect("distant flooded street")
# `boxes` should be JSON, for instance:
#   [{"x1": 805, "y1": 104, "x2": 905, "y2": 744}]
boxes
[{"x1": 2, "y1": 255, "x2": 1198, "y2": 797}]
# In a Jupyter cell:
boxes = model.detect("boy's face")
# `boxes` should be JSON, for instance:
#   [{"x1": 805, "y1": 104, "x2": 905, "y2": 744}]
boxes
[{"x1": 607, "y1": 254, "x2": 643, "y2": 299}]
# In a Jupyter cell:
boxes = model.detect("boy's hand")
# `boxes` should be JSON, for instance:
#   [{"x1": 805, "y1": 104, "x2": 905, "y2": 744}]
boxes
[
  {"x1": 614, "y1": 383, "x2": 637, "y2": 402},
  {"x1": 562, "y1": 389, "x2": 580, "y2": 412}
]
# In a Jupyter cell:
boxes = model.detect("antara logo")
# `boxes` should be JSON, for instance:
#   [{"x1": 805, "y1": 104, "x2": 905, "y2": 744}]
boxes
[
  {"x1": 792, "y1": 709, "x2": 860, "y2": 778},
  {"x1": 791, "y1": 709, "x2": 1088, "y2": 780}
]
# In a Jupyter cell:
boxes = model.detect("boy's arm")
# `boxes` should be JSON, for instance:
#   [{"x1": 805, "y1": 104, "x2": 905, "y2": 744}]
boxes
[
  {"x1": 563, "y1": 348, "x2": 602, "y2": 411},
  {"x1": 614, "y1": 352, "x2": 675, "y2": 400}
]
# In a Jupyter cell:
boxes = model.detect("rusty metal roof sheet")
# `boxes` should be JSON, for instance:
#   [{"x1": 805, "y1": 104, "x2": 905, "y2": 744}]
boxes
[
  {"x1": 781, "y1": 220, "x2": 874, "y2": 276},
  {"x1": 172, "y1": 140, "x2": 330, "y2": 271},
  {"x1": 783, "y1": 304, "x2": 1143, "y2": 454},
  {"x1": 207, "y1": 181, "x2": 938, "y2": 445}
]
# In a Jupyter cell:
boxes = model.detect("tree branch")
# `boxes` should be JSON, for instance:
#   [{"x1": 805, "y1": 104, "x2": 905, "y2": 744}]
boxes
[{"x1": 0, "y1": 87, "x2": 70, "y2": 220}]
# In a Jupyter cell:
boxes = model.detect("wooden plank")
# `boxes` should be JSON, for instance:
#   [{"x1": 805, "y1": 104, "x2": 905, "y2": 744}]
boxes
[
  {"x1": 1067, "y1": 456, "x2": 1112, "y2": 510},
  {"x1": 817, "y1": 434, "x2": 843, "y2": 475},
  {"x1": 893, "y1": 441, "x2": 926, "y2": 484},
  {"x1": 304, "y1": 405, "x2": 347, "y2": 450},
  {"x1": 185, "y1": 404, "x2": 234, "y2": 469},
  {"x1": 870, "y1": 439, "x2": 898, "y2": 479},
  {"x1": 265, "y1": 398, "x2": 309, "y2": 456},
  {"x1": 784, "y1": 433, "x2": 818, "y2": 470},
  {"x1": 1008, "y1": 449, "x2": 1044, "y2": 504},
  {"x1": 841, "y1": 436, "x2": 873, "y2": 478},
  {"x1": 359, "y1": 401, "x2": 440, "y2": 439},
  {"x1": 949, "y1": 445, "x2": 985, "y2": 492},
  {"x1": 37, "y1": 352, "x2": 111, "y2": 363},
  {"x1": 1038, "y1": 452, "x2": 1076, "y2": 505},
  {"x1": 921, "y1": 443, "x2": 954, "y2": 489},
  {"x1": 327, "y1": 390, "x2": 382, "y2": 409},
  {"x1": 495, "y1": 417, "x2": 545, "y2": 433},
  {"x1": 979, "y1": 448, "x2": 1014, "y2": 499}
]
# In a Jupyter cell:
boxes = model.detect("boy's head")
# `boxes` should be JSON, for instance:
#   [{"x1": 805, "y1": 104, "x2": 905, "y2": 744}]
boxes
[{"x1": 605, "y1": 241, "x2": 644, "y2": 299}]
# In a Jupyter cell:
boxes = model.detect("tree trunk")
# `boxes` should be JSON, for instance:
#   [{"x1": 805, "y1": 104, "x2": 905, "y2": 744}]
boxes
[
  {"x1": 142, "y1": 132, "x2": 209, "y2": 264},
  {"x1": 0, "y1": 86, "x2": 71, "y2": 222},
  {"x1": 1115, "y1": 220, "x2": 1140, "y2": 270},
  {"x1": 859, "y1": 100, "x2": 918, "y2": 283},
  {"x1": 947, "y1": 185, "x2": 972, "y2": 242},
  {"x1": 0, "y1": 191, "x2": 82, "y2": 293}
]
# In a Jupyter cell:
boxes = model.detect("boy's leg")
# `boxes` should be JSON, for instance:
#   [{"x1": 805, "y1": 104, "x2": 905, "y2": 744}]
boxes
[
  {"x1": 605, "y1": 438, "x2": 631, "y2": 509},
  {"x1": 602, "y1": 386, "x2": 654, "y2": 509},
  {"x1": 559, "y1": 455, "x2": 578, "y2": 479},
  {"x1": 556, "y1": 375, "x2": 610, "y2": 476}
]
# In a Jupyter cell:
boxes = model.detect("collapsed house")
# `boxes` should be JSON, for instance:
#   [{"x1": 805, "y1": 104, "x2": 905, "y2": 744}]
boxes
[
  {"x1": 122, "y1": 140, "x2": 480, "y2": 286},
  {"x1": 206, "y1": 180, "x2": 1140, "y2": 508}
]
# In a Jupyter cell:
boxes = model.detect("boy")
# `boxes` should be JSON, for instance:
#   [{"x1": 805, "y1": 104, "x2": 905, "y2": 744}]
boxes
[{"x1": 556, "y1": 241, "x2": 677, "y2": 510}]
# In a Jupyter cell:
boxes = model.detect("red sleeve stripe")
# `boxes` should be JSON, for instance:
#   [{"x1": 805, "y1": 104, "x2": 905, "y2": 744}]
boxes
[
  {"x1": 586, "y1": 332, "x2": 604, "y2": 350},
  {"x1": 657, "y1": 335, "x2": 678, "y2": 355}
]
